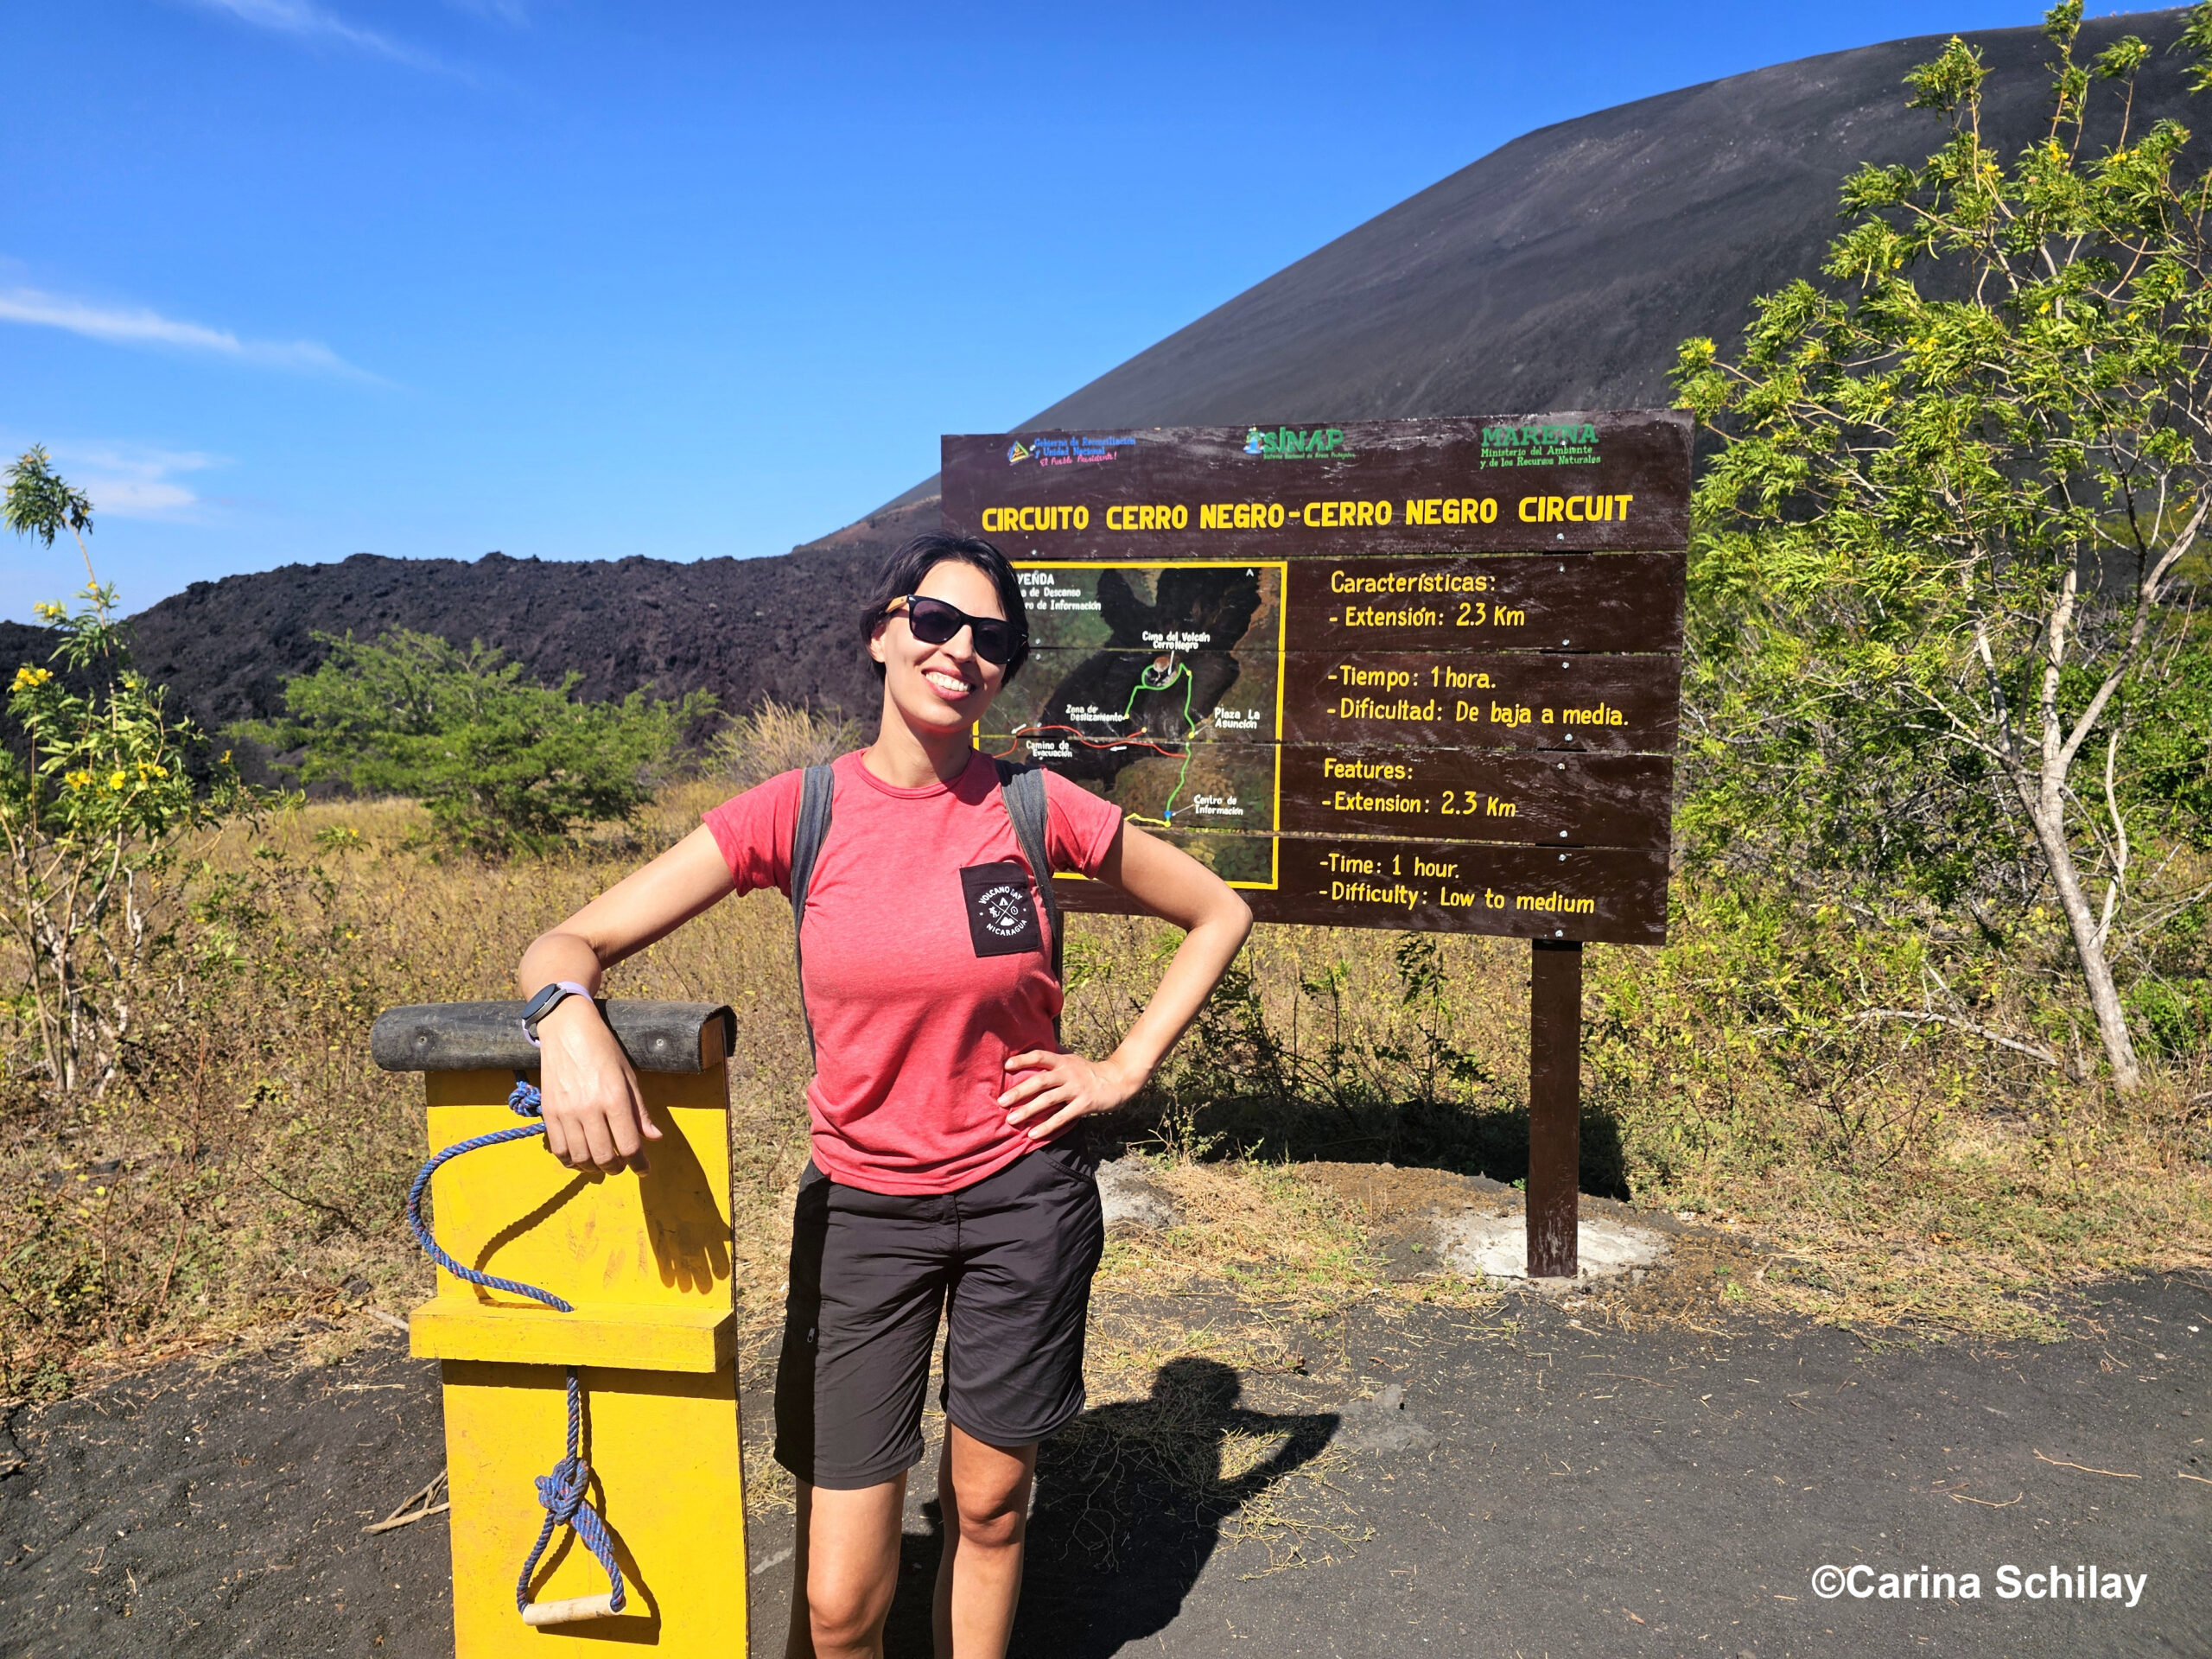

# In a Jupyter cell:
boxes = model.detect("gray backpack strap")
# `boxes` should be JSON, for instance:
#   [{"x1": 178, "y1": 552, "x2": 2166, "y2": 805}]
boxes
[
  {"x1": 789, "y1": 764, "x2": 836, "y2": 1064},
  {"x1": 995, "y1": 759, "x2": 1064, "y2": 992}
]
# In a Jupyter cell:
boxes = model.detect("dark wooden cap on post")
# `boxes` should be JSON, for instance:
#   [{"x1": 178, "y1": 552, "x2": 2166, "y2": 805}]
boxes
[{"x1": 370, "y1": 1001, "x2": 736, "y2": 1074}]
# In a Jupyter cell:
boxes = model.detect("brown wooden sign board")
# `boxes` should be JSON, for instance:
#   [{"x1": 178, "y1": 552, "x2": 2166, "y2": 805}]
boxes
[
  {"x1": 1014, "y1": 552, "x2": 1685, "y2": 657},
  {"x1": 1282, "y1": 652, "x2": 1680, "y2": 753},
  {"x1": 985, "y1": 649, "x2": 1679, "y2": 756},
  {"x1": 1287, "y1": 551, "x2": 1683, "y2": 655},
  {"x1": 947, "y1": 411, "x2": 1689, "y2": 943},
  {"x1": 948, "y1": 410, "x2": 1692, "y2": 1279},
  {"x1": 1274, "y1": 749, "x2": 1672, "y2": 848},
  {"x1": 1052, "y1": 841, "x2": 1669, "y2": 947}
]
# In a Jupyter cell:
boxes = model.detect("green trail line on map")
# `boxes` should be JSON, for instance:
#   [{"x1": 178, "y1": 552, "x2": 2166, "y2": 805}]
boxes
[{"x1": 1118, "y1": 659, "x2": 1196, "y2": 828}]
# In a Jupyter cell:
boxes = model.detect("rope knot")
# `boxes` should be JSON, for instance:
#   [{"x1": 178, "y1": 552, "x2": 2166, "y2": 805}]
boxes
[
  {"x1": 535, "y1": 1454, "x2": 593, "y2": 1522},
  {"x1": 405, "y1": 1109, "x2": 624, "y2": 1620}
]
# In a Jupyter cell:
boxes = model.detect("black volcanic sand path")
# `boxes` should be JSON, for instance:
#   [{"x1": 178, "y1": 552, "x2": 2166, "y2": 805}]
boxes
[
  {"x1": 2, "y1": 1279, "x2": 2206, "y2": 1658},
  {"x1": 0, "y1": 1328, "x2": 452, "y2": 1655}
]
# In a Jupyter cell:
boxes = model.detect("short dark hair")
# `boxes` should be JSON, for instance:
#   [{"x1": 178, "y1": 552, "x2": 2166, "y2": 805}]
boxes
[{"x1": 861, "y1": 532, "x2": 1030, "y2": 682}]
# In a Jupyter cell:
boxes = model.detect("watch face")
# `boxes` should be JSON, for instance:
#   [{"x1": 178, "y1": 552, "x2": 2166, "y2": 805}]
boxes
[{"x1": 522, "y1": 983, "x2": 573, "y2": 1037}]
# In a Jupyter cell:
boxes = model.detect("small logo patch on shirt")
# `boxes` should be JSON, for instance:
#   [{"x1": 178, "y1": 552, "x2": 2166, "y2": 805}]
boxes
[{"x1": 960, "y1": 861, "x2": 1043, "y2": 957}]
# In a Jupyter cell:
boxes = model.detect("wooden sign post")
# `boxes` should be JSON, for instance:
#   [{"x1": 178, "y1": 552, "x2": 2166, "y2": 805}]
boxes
[{"x1": 944, "y1": 411, "x2": 1692, "y2": 1280}]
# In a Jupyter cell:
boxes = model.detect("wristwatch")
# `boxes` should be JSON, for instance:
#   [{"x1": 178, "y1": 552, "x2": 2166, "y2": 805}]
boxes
[{"x1": 521, "y1": 980, "x2": 598, "y2": 1046}]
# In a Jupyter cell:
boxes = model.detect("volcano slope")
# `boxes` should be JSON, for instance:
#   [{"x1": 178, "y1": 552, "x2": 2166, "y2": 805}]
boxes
[{"x1": 865, "y1": 7, "x2": 2208, "y2": 510}]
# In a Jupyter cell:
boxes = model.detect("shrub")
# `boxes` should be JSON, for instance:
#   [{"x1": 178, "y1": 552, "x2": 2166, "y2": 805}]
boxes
[
  {"x1": 1673, "y1": 7, "x2": 2212, "y2": 1087},
  {"x1": 2, "y1": 448, "x2": 253, "y2": 1094},
  {"x1": 240, "y1": 630, "x2": 716, "y2": 856}
]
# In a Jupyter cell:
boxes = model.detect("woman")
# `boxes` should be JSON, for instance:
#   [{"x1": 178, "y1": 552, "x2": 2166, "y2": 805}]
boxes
[{"x1": 517, "y1": 532, "x2": 1252, "y2": 1659}]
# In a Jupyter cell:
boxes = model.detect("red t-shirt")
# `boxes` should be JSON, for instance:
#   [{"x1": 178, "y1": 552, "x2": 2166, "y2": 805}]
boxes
[{"x1": 702, "y1": 749, "x2": 1125, "y2": 1195}]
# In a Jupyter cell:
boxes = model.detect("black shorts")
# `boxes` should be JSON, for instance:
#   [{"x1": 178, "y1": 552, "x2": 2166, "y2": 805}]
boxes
[{"x1": 772, "y1": 1140, "x2": 1105, "y2": 1491}]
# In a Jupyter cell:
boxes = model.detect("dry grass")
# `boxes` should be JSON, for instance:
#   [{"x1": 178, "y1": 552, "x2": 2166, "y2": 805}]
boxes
[
  {"x1": 0, "y1": 781, "x2": 817, "y2": 1397},
  {"x1": 1092, "y1": 1159, "x2": 1372, "y2": 1315},
  {"x1": 709, "y1": 698, "x2": 864, "y2": 794},
  {"x1": 2, "y1": 778, "x2": 2209, "y2": 1404},
  {"x1": 1686, "y1": 1122, "x2": 2212, "y2": 1338}
]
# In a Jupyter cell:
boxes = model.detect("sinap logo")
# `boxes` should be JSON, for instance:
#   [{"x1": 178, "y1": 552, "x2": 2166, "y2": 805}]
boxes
[{"x1": 1244, "y1": 425, "x2": 1351, "y2": 460}]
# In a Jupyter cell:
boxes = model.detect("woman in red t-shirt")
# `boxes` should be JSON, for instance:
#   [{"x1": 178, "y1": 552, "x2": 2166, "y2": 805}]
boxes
[{"x1": 517, "y1": 532, "x2": 1251, "y2": 1659}]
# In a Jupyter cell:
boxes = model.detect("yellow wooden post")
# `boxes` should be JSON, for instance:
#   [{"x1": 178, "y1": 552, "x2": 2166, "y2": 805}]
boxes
[{"x1": 372, "y1": 1001, "x2": 749, "y2": 1657}]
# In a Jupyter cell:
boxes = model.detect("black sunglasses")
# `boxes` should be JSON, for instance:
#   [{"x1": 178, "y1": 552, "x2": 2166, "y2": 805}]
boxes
[{"x1": 887, "y1": 594, "x2": 1025, "y2": 666}]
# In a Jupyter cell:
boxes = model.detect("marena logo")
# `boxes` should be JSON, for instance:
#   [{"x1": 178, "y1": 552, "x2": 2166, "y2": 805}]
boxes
[{"x1": 1007, "y1": 440, "x2": 1031, "y2": 464}]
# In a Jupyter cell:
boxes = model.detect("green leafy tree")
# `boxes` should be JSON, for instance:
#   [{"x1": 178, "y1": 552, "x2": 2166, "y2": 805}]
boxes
[
  {"x1": 242, "y1": 630, "x2": 714, "y2": 855},
  {"x1": 3, "y1": 447, "x2": 97, "y2": 588},
  {"x1": 1674, "y1": 3, "x2": 2212, "y2": 1091},
  {"x1": 2, "y1": 453, "x2": 249, "y2": 1090}
]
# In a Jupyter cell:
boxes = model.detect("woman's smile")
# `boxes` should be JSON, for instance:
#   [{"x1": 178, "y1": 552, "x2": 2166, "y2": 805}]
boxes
[{"x1": 923, "y1": 667, "x2": 976, "y2": 701}]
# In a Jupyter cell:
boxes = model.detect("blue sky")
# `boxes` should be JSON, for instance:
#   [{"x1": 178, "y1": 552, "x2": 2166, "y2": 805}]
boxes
[{"x1": 3, "y1": 0, "x2": 2066, "y2": 621}]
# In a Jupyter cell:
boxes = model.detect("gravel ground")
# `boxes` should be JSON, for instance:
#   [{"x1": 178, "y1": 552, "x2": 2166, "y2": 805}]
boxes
[
  {"x1": 0, "y1": 1330, "x2": 450, "y2": 1656},
  {"x1": 3, "y1": 1275, "x2": 2206, "y2": 1658}
]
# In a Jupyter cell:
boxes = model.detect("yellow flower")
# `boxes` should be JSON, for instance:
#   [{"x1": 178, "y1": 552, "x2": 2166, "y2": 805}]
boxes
[
  {"x1": 11, "y1": 665, "x2": 51, "y2": 691},
  {"x1": 31, "y1": 602, "x2": 63, "y2": 622},
  {"x1": 65, "y1": 771, "x2": 92, "y2": 790},
  {"x1": 107, "y1": 770, "x2": 127, "y2": 791}
]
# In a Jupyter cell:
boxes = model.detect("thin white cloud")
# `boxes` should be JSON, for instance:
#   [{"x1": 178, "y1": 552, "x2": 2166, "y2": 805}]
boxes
[
  {"x1": 445, "y1": 0, "x2": 529, "y2": 22},
  {"x1": 0, "y1": 284, "x2": 376, "y2": 381},
  {"x1": 188, "y1": 0, "x2": 450, "y2": 71},
  {"x1": 50, "y1": 444, "x2": 226, "y2": 523}
]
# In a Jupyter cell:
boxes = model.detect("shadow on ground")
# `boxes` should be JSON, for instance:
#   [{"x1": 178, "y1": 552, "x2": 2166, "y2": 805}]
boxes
[
  {"x1": 10, "y1": 1276, "x2": 2210, "y2": 1657},
  {"x1": 877, "y1": 1358, "x2": 1338, "y2": 1657}
]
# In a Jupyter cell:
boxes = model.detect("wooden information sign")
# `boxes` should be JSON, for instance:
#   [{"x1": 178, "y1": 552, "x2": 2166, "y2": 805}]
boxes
[{"x1": 942, "y1": 409, "x2": 1693, "y2": 1280}]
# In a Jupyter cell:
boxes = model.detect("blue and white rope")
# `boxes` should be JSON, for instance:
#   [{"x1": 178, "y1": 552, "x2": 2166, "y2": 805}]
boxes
[
  {"x1": 404, "y1": 1075, "x2": 625, "y2": 1617},
  {"x1": 404, "y1": 1079, "x2": 573, "y2": 1313}
]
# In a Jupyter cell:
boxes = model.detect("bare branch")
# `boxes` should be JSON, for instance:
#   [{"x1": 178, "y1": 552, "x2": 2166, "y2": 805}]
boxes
[
  {"x1": 1849, "y1": 1007, "x2": 2063, "y2": 1067},
  {"x1": 2054, "y1": 497, "x2": 2209, "y2": 779}
]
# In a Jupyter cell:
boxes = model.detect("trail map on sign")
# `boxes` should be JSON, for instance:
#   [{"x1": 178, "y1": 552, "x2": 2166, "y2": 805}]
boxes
[{"x1": 982, "y1": 562, "x2": 1287, "y2": 886}]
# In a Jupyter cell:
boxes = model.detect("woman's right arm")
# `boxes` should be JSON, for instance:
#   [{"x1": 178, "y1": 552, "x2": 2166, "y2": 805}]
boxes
[{"x1": 518, "y1": 825, "x2": 738, "y2": 1173}]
